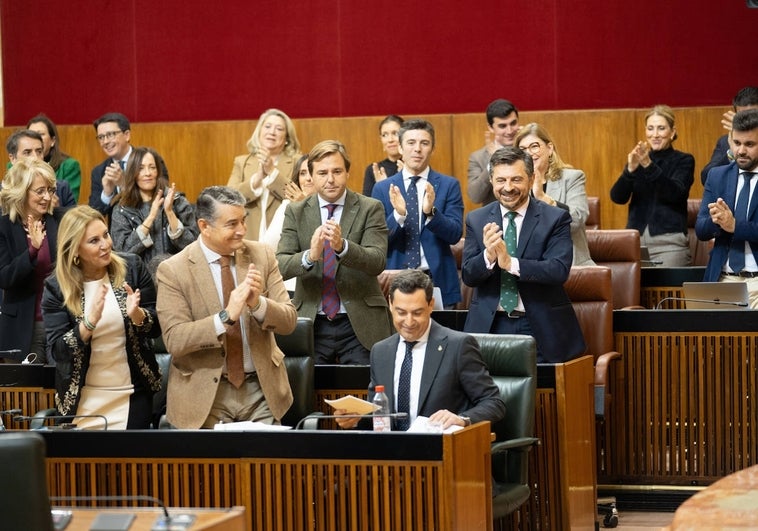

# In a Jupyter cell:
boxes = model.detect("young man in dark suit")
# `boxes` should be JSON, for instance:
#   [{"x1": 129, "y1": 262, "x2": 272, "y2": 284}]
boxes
[
  {"x1": 371, "y1": 119, "x2": 463, "y2": 308},
  {"x1": 88, "y1": 112, "x2": 133, "y2": 218}
]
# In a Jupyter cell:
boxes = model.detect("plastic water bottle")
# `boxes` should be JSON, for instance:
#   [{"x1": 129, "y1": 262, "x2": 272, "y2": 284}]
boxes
[{"x1": 372, "y1": 385, "x2": 391, "y2": 432}]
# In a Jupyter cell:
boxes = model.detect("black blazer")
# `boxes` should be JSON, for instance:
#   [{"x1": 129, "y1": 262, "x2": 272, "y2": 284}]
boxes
[
  {"x1": 88, "y1": 158, "x2": 113, "y2": 216},
  {"x1": 0, "y1": 209, "x2": 64, "y2": 355}
]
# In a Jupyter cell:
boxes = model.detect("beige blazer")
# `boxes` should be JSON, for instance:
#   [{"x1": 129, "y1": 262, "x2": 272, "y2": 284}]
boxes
[
  {"x1": 156, "y1": 240, "x2": 296, "y2": 428},
  {"x1": 545, "y1": 168, "x2": 594, "y2": 266},
  {"x1": 227, "y1": 152, "x2": 300, "y2": 241}
]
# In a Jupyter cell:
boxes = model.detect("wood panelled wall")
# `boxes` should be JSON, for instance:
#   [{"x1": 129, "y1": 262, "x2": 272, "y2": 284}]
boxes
[{"x1": 1, "y1": 106, "x2": 724, "y2": 229}]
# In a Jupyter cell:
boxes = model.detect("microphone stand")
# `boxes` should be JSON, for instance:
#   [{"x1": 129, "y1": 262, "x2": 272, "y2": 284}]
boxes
[
  {"x1": 49, "y1": 495, "x2": 174, "y2": 524},
  {"x1": 0, "y1": 408, "x2": 22, "y2": 431},
  {"x1": 14, "y1": 413, "x2": 109, "y2": 431}
]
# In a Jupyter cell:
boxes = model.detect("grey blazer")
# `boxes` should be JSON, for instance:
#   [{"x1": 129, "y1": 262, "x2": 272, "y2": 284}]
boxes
[{"x1": 546, "y1": 168, "x2": 594, "y2": 266}]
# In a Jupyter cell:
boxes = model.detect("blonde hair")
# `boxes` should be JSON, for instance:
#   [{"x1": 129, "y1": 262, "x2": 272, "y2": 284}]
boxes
[
  {"x1": 645, "y1": 105, "x2": 678, "y2": 141},
  {"x1": 55, "y1": 205, "x2": 126, "y2": 316},
  {"x1": 245, "y1": 108, "x2": 300, "y2": 157},
  {"x1": 0, "y1": 160, "x2": 56, "y2": 222},
  {"x1": 514, "y1": 123, "x2": 572, "y2": 182}
]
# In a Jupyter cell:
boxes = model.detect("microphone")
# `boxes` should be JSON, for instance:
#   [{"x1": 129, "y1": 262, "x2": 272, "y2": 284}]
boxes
[
  {"x1": 14, "y1": 413, "x2": 109, "y2": 431},
  {"x1": 0, "y1": 408, "x2": 22, "y2": 415},
  {"x1": 655, "y1": 296, "x2": 750, "y2": 310},
  {"x1": 294, "y1": 412, "x2": 408, "y2": 430},
  {"x1": 49, "y1": 495, "x2": 173, "y2": 523}
]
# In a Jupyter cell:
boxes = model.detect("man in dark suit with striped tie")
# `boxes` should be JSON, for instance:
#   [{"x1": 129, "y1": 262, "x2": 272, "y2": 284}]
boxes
[{"x1": 697, "y1": 109, "x2": 758, "y2": 307}]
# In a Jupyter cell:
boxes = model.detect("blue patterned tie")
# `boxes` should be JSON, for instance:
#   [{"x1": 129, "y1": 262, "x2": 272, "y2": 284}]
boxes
[
  {"x1": 321, "y1": 204, "x2": 340, "y2": 319},
  {"x1": 396, "y1": 340, "x2": 417, "y2": 431},
  {"x1": 119, "y1": 160, "x2": 126, "y2": 171},
  {"x1": 729, "y1": 172, "x2": 755, "y2": 273},
  {"x1": 405, "y1": 176, "x2": 421, "y2": 268},
  {"x1": 500, "y1": 211, "x2": 519, "y2": 312}
]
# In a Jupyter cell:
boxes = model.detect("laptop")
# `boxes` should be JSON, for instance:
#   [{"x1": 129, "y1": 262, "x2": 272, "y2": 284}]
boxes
[{"x1": 681, "y1": 282, "x2": 750, "y2": 310}]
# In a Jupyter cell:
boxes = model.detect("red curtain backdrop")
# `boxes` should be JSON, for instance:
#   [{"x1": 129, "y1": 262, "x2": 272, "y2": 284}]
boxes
[{"x1": 2, "y1": 0, "x2": 757, "y2": 125}]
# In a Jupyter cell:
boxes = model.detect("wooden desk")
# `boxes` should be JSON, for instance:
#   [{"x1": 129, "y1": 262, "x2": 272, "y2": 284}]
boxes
[
  {"x1": 667, "y1": 465, "x2": 758, "y2": 529},
  {"x1": 608, "y1": 310, "x2": 758, "y2": 488},
  {"x1": 42, "y1": 425, "x2": 492, "y2": 531},
  {"x1": 59, "y1": 506, "x2": 245, "y2": 531}
]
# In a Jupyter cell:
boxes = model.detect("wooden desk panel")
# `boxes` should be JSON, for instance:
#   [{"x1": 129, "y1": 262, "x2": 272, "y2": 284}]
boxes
[
  {"x1": 609, "y1": 311, "x2": 758, "y2": 486},
  {"x1": 43, "y1": 426, "x2": 492, "y2": 531}
]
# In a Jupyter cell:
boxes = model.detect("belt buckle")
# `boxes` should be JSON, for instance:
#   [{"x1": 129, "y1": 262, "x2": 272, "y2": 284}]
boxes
[{"x1": 507, "y1": 310, "x2": 525, "y2": 319}]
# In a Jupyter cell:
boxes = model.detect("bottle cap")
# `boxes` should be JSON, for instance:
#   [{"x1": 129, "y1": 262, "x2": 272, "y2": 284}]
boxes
[{"x1": 375, "y1": 385, "x2": 385, "y2": 392}]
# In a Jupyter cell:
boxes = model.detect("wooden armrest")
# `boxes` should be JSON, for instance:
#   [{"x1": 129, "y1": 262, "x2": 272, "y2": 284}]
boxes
[{"x1": 595, "y1": 351, "x2": 622, "y2": 385}]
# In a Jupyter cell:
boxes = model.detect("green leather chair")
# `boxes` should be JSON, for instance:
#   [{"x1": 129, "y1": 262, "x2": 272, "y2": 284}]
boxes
[{"x1": 471, "y1": 333, "x2": 538, "y2": 520}]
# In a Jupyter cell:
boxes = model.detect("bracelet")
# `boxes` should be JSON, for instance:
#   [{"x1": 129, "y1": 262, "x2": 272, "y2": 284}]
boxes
[
  {"x1": 83, "y1": 316, "x2": 96, "y2": 331},
  {"x1": 130, "y1": 308, "x2": 147, "y2": 326},
  {"x1": 250, "y1": 298, "x2": 262, "y2": 313}
]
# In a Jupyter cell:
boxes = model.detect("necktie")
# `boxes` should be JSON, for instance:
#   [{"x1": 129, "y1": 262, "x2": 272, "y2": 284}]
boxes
[
  {"x1": 500, "y1": 211, "x2": 519, "y2": 313},
  {"x1": 219, "y1": 255, "x2": 244, "y2": 388},
  {"x1": 405, "y1": 176, "x2": 422, "y2": 268},
  {"x1": 119, "y1": 160, "x2": 126, "y2": 171},
  {"x1": 729, "y1": 172, "x2": 755, "y2": 273},
  {"x1": 397, "y1": 340, "x2": 417, "y2": 431},
  {"x1": 321, "y1": 204, "x2": 341, "y2": 319}
]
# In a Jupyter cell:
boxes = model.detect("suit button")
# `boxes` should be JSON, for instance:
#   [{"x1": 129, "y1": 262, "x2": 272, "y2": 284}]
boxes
[{"x1": 213, "y1": 377, "x2": 218, "y2": 383}]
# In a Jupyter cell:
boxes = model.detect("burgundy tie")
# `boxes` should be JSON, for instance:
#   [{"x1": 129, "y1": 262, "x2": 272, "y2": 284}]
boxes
[
  {"x1": 321, "y1": 204, "x2": 341, "y2": 319},
  {"x1": 219, "y1": 255, "x2": 244, "y2": 388}
]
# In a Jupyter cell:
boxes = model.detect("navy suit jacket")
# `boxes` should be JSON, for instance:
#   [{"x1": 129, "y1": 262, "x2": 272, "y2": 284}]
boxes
[
  {"x1": 0, "y1": 209, "x2": 64, "y2": 355},
  {"x1": 372, "y1": 170, "x2": 463, "y2": 307},
  {"x1": 696, "y1": 162, "x2": 758, "y2": 281},
  {"x1": 701, "y1": 135, "x2": 730, "y2": 185},
  {"x1": 368, "y1": 320, "x2": 505, "y2": 428},
  {"x1": 88, "y1": 158, "x2": 113, "y2": 216},
  {"x1": 461, "y1": 199, "x2": 585, "y2": 363}
]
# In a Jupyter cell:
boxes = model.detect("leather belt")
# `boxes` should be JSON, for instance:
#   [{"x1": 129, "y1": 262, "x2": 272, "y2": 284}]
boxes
[
  {"x1": 507, "y1": 310, "x2": 526, "y2": 319},
  {"x1": 723, "y1": 271, "x2": 758, "y2": 278}
]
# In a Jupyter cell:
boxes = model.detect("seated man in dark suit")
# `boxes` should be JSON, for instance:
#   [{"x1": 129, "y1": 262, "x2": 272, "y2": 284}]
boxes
[
  {"x1": 462, "y1": 147, "x2": 585, "y2": 363},
  {"x1": 336, "y1": 269, "x2": 505, "y2": 431}
]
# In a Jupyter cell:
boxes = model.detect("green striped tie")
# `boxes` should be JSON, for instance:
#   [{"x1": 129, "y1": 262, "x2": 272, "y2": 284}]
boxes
[{"x1": 499, "y1": 211, "x2": 518, "y2": 312}]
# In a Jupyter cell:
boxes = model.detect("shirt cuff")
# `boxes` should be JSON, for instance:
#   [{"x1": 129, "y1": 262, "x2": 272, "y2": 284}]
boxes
[
  {"x1": 509, "y1": 257, "x2": 521, "y2": 277},
  {"x1": 249, "y1": 297, "x2": 268, "y2": 322},
  {"x1": 394, "y1": 211, "x2": 407, "y2": 226},
  {"x1": 336, "y1": 239, "x2": 349, "y2": 258},
  {"x1": 167, "y1": 220, "x2": 184, "y2": 239},
  {"x1": 100, "y1": 191, "x2": 114, "y2": 205},
  {"x1": 302, "y1": 251, "x2": 314, "y2": 269},
  {"x1": 213, "y1": 313, "x2": 225, "y2": 336},
  {"x1": 138, "y1": 227, "x2": 154, "y2": 247},
  {"x1": 484, "y1": 251, "x2": 496, "y2": 270}
]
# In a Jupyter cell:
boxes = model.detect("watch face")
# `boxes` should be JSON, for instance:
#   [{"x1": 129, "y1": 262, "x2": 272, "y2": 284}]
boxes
[{"x1": 219, "y1": 310, "x2": 233, "y2": 325}]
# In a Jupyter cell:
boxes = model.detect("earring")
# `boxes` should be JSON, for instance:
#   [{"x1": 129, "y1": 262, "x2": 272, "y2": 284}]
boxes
[{"x1": 73, "y1": 256, "x2": 80, "y2": 266}]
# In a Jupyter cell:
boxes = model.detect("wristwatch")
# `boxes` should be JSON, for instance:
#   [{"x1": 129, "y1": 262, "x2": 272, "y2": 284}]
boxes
[
  {"x1": 460, "y1": 415, "x2": 472, "y2": 427},
  {"x1": 218, "y1": 309, "x2": 235, "y2": 326},
  {"x1": 427, "y1": 206, "x2": 437, "y2": 218}
]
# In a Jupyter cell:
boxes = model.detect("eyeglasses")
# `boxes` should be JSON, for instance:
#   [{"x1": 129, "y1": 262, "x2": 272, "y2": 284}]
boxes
[
  {"x1": 96, "y1": 130, "x2": 123, "y2": 143},
  {"x1": 520, "y1": 142, "x2": 543, "y2": 155},
  {"x1": 31, "y1": 187, "x2": 56, "y2": 197}
]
